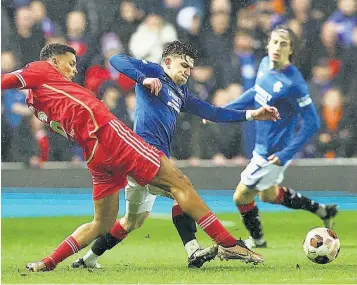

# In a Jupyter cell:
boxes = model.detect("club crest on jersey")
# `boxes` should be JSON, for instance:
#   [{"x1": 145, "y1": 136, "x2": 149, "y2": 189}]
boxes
[
  {"x1": 37, "y1": 111, "x2": 48, "y2": 122},
  {"x1": 273, "y1": 81, "x2": 283, "y2": 93}
]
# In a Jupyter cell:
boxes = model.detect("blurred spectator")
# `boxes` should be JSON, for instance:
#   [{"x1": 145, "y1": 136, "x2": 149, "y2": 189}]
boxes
[
  {"x1": 85, "y1": 32, "x2": 135, "y2": 94},
  {"x1": 65, "y1": 10, "x2": 96, "y2": 84},
  {"x1": 160, "y1": 0, "x2": 186, "y2": 25},
  {"x1": 13, "y1": 5, "x2": 45, "y2": 65},
  {"x1": 129, "y1": 13, "x2": 178, "y2": 63},
  {"x1": 29, "y1": 0, "x2": 60, "y2": 38},
  {"x1": 176, "y1": 6, "x2": 205, "y2": 58},
  {"x1": 111, "y1": 0, "x2": 143, "y2": 53},
  {"x1": 218, "y1": 30, "x2": 257, "y2": 89},
  {"x1": 201, "y1": 11, "x2": 232, "y2": 68},
  {"x1": 97, "y1": 80, "x2": 133, "y2": 128},
  {"x1": 336, "y1": 26, "x2": 357, "y2": 94},
  {"x1": 315, "y1": 88, "x2": 352, "y2": 158},
  {"x1": 210, "y1": 0, "x2": 231, "y2": 14},
  {"x1": 75, "y1": 0, "x2": 119, "y2": 36},
  {"x1": 327, "y1": 0, "x2": 357, "y2": 48},
  {"x1": 309, "y1": 58, "x2": 334, "y2": 109}
]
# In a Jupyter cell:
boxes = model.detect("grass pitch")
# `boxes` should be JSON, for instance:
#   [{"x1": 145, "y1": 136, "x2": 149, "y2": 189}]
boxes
[{"x1": 2, "y1": 211, "x2": 356, "y2": 284}]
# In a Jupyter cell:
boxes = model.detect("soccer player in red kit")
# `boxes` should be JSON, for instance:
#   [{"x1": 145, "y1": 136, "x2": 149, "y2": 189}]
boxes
[{"x1": 1, "y1": 43, "x2": 268, "y2": 272}]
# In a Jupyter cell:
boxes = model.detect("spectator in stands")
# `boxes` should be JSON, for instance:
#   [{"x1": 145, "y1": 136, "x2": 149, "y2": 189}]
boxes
[
  {"x1": 327, "y1": 0, "x2": 357, "y2": 48},
  {"x1": 201, "y1": 10, "x2": 232, "y2": 68},
  {"x1": 337, "y1": 26, "x2": 357, "y2": 94},
  {"x1": 160, "y1": 0, "x2": 186, "y2": 25},
  {"x1": 84, "y1": 32, "x2": 135, "y2": 94},
  {"x1": 315, "y1": 88, "x2": 351, "y2": 158},
  {"x1": 29, "y1": 0, "x2": 60, "y2": 38},
  {"x1": 65, "y1": 10, "x2": 97, "y2": 85},
  {"x1": 176, "y1": 6, "x2": 205, "y2": 59},
  {"x1": 309, "y1": 58, "x2": 334, "y2": 109},
  {"x1": 97, "y1": 80, "x2": 133, "y2": 129},
  {"x1": 75, "y1": 0, "x2": 126, "y2": 37},
  {"x1": 129, "y1": 13, "x2": 178, "y2": 63},
  {"x1": 13, "y1": 5, "x2": 45, "y2": 65},
  {"x1": 111, "y1": 0, "x2": 143, "y2": 53}
]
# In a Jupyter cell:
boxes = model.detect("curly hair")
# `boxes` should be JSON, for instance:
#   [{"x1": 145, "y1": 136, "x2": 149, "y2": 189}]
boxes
[
  {"x1": 161, "y1": 40, "x2": 198, "y2": 60},
  {"x1": 40, "y1": 43, "x2": 76, "y2": 60}
]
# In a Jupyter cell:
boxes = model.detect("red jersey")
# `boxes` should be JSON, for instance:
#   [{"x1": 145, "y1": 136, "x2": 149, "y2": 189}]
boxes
[{"x1": 11, "y1": 61, "x2": 117, "y2": 162}]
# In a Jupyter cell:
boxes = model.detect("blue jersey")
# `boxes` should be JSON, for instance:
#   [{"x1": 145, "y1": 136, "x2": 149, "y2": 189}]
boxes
[
  {"x1": 225, "y1": 56, "x2": 320, "y2": 165},
  {"x1": 110, "y1": 55, "x2": 248, "y2": 156}
]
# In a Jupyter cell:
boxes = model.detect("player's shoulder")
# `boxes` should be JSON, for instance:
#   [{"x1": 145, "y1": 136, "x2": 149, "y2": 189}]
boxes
[
  {"x1": 22, "y1": 61, "x2": 56, "y2": 75},
  {"x1": 287, "y1": 64, "x2": 307, "y2": 84}
]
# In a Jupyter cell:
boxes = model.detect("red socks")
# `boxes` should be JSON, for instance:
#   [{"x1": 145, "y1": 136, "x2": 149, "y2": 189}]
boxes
[
  {"x1": 42, "y1": 236, "x2": 80, "y2": 270},
  {"x1": 172, "y1": 204, "x2": 184, "y2": 218},
  {"x1": 35, "y1": 130, "x2": 49, "y2": 162},
  {"x1": 197, "y1": 211, "x2": 236, "y2": 247},
  {"x1": 237, "y1": 201, "x2": 256, "y2": 213},
  {"x1": 110, "y1": 219, "x2": 128, "y2": 240}
]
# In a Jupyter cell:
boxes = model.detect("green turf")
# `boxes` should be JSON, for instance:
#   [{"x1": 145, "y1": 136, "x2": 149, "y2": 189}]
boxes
[{"x1": 2, "y1": 211, "x2": 356, "y2": 284}]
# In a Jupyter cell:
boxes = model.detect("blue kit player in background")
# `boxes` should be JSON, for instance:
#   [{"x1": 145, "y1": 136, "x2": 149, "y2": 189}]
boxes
[
  {"x1": 73, "y1": 41, "x2": 279, "y2": 269},
  {"x1": 225, "y1": 26, "x2": 339, "y2": 249}
]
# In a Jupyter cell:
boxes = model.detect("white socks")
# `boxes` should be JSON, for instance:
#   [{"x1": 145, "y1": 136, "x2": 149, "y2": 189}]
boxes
[
  {"x1": 185, "y1": 239, "x2": 200, "y2": 257},
  {"x1": 82, "y1": 249, "x2": 99, "y2": 267},
  {"x1": 316, "y1": 204, "x2": 327, "y2": 219}
]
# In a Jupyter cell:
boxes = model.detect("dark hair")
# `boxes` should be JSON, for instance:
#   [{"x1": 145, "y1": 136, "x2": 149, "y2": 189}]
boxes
[
  {"x1": 267, "y1": 25, "x2": 299, "y2": 63},
  {"x1": 162, "y1": 40, "x2": 198, "y2": 61},
  {"x1": 40, "y1": 43, "x2": 76, "y2": 60}
]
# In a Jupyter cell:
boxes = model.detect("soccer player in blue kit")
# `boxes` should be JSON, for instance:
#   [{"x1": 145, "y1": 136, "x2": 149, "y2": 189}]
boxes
[
  {"x1": 73, "y1": 41, "x2": 279, "y2": 269},
  {"x1": 225, "y1": 26, "x2": 338, "y2": 249}
]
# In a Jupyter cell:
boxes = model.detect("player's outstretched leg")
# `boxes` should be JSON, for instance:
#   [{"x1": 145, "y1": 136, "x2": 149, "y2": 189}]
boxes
[
  {"x1": 150, "y1": 156, "x2": 264, "y2": 264},
  {"x1": 26, "y1": 191, "x2": 120, "y2": 272},
  {"x1": 265, "y1": 186, "x2": 338, "y2": 229},
  {"x1": 233, "y1": 183, "x2": 267, "y2": 249},
  {"x1": 172, "y1": 203, "x2": 218, "y2": 268}
]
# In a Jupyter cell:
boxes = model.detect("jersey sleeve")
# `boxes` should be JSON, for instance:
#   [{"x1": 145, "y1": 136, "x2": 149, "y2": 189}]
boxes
[
  {"x1": 11, "y1": 62, "x2": 49, "y2": 89},
  {"x1": 109, "y1": 54, "x2": 162, "y2": 84},
  {"x1": 224, "y1": 87, "x2": 256, "y2": 110},
  {"x1": 181, "y1": 88, "x2": 247, "y2": 122}
]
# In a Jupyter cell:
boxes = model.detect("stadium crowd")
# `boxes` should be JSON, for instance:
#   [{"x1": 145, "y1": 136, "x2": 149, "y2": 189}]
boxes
[{"x1": 1, "y1": 0, "x2": 357, "y2": 166}]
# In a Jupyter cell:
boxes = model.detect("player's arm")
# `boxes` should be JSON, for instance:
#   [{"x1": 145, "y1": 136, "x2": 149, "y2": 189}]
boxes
[
  {"x1": 274, "y1": 93, "x2": 321, "y2": 165},
  {"x1": 109, "y1": 54, "x2": 162, "y2": 95},
  {"x1": 224, "y1": 87, "x2": 256, "y2": 110},
  {"x1": 183, "y1": 90, "x2": 280, "y2": 123},
  {"x1": 1, "y1": 62, "x2": 47, "y2": 90}
]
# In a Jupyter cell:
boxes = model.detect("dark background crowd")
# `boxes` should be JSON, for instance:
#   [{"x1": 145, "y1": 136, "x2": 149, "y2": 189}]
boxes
[{"x1": 1, "y1": 0, "x2": 357, "y2": 167}]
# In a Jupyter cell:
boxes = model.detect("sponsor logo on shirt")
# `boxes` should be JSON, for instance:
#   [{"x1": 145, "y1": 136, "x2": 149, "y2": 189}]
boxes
[{"x1": 167, "y1": 88, "x2": 182, "y2": 113}]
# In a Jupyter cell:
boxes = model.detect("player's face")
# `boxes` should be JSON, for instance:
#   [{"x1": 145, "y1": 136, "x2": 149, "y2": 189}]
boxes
[
  {"x1": 169, "y1": 55, "x2": 194, "y2": 86},
  {"x1": 267, "y1": 30, "x2": 292, "y2": 67},
  {"x1": 52, "y1": 52, "x2": 78, "y2": 81}
]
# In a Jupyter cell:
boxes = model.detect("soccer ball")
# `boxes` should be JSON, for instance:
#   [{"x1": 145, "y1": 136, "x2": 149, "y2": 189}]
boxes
[{"x1": 303, "y1": 227, "x2": 340, "y2": 264}]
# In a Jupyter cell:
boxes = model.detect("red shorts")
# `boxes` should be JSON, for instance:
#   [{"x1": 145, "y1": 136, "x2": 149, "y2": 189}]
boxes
[{"x1": 87, "y1": 119, "x2": 164, "y2": 200}]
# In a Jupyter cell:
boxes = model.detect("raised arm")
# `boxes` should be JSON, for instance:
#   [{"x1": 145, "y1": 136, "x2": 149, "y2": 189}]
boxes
[
  {"x1": 109, "y1": 54, "x2": 162, "y2": 95},
  {"x1": 2, "y1": 61, "x2": 48, "y2": 90}
]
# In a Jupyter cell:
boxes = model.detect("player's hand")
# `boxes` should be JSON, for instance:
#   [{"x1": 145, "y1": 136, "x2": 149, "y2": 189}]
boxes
[
  {"x1": 268, "y1": 154, "x2": 282, "y2": 166},
  {"x1": 143, "y1": 78, "x2": 162, "y2": 96},
  {"x1": 252, "y1": 106, "x2": 281, "y2": 121}
]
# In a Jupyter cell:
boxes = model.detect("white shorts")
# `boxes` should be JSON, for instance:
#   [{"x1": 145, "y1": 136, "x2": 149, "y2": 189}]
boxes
[
  {"x1": 125, "y1": 177, "x2": 173, "y2": 214},
  {"x1": 240, "y1": 152, "x2": 291, "y2": 191}
]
